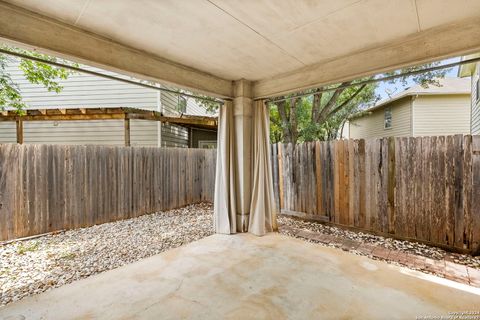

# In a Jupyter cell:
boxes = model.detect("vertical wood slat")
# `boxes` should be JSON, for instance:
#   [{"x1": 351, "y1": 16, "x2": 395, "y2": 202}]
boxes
[
  {"x1": 453, "y1": 134, "x2": 465, "y2": 249},
  {"x1": 315, "y1": 141, "x2": 323, "y2": 216},
  {"x1": 269, "y1": 135, "x2": 479, "y2": 253},
  {"x1": 278, "y1": 144, "x2": 284, "y2": 211},
  {"x1": 471, "y1": 136, "x2": 480, "y2": 254},
  {"x1": 0, "y1": 144, "x2": 216, "y2": 242}
]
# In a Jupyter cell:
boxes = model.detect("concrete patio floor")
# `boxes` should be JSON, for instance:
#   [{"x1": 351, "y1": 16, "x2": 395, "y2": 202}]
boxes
[{"x1": 1, "y1": 234, "x2": 479, "y2": 320}]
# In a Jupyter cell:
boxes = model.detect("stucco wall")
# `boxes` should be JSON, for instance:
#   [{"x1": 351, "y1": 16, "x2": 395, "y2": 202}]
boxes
[{"x1": 348, "y1": 97, "x2": 412, "y2": 139}]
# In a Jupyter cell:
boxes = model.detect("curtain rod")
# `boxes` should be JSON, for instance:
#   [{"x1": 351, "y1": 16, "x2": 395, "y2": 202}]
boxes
[
  {"x1": 0, "y1": 48, "x2": 226, "y2": 105},
  {"x1": 263, "y1": 56, "x2": 480, "y2": 104}
]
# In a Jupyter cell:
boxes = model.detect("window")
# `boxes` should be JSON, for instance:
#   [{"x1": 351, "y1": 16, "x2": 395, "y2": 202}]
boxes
[
  {"x1": 384, "y1": 107, "x2": 392, "y2": 129},
  {"x1": 198, "y1": 140, "x2": 217, "y2": 149},
  {"x1": 177, "y1": 96, "x2": 187, "y2": 114}
]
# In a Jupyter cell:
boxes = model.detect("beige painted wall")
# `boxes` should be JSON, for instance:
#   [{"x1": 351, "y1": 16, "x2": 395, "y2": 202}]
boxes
[
  {"x1": 472, "y1": 64, "x2": 480, "y2": 135},
  {"x1": 349, "y1": 97, "x2": 412, "y2": 139},
  {"x1": 413, "y1": 94, "x2": 471, "y2": 136}
]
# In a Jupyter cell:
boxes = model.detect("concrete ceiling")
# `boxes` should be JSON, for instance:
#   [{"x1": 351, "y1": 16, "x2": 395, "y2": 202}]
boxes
[{"x1": 2, "y1": 0, "x2": 480, "y2": 97}]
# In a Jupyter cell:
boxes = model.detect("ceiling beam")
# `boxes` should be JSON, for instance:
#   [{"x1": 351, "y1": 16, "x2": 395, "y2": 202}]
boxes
[
  {"x1": 253, "y1": 16, "x2": 480, "y2": 99},
  {"x1": 0, "y1": 2, "x2": 233, "y2": 98}
]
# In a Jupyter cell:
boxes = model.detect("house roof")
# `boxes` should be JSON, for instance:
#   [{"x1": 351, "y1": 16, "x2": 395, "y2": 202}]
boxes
[
  {"x1": 353, "y1": 77, "x2": 471, "y2": 118},
  {"x1": 458, "y1": 53, "x2": 480, "y2": 77}
]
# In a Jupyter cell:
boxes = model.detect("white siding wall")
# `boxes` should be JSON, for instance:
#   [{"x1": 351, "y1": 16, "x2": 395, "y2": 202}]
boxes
[
  {"x1": 472, "y1": 64, "x2": 480, "y2": 135},
  {"x1": 23, "y1": 120, "x2": 124, "y2": 145},
  {"x1": 6, "y1": 61, "x2": 158, "y2": 109},
  {"x1": 349, "y1": 98, "x2": 412, "y2": 139},
  {"x1": 160, "y1": 91, "x2": 189, "y2": 147},
  {"x1": 0, "y1": 123, "x2": 16, "y2": 143},
  {"x1": 412, "y1": 94, "x2": 471, "y2": 136},
  {"x1": 1, "y1": 61, "x2": 190, "y2": 147}
]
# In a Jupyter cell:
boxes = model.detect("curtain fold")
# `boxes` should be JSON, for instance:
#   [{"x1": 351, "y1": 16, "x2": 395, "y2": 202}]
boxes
[
  {"x1": 248, "y1": 100, "x2": 278, "y2": 235},
  {"x1": 213, "y1": 100, "x2": 237, "y2": 234},
  {"x1": 214, "y1": 99, "x2": 277, "y2": 236}
]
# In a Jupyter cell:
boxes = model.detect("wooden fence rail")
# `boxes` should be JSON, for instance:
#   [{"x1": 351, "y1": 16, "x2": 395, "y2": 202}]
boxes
[
  {"x1": 0, "y1": 144, "x2": 216, "y2": 241},
  {"x1": 271, "y1": 135, "x2": 480, "y2": 254}
]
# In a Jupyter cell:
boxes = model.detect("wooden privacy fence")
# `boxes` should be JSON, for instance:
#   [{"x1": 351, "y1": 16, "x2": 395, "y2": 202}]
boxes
[
  {"x1": 271, "y1": 135, "x2": 480, "y2": 254},
  {"x1": 0, "y1": 144, "x2": 216, "y2": 241}
]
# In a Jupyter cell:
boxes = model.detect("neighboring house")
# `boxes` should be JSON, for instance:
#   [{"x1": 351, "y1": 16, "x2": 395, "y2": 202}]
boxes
[
  {"x1": 348, "y1": 78, "x2": 471, "y2": 139},
  {"x1": 0, "y1": 61, "x2": 217, "y2": 148},
  {"x1": 458, "y1": 53, "x2": 480, "y2": 135}
]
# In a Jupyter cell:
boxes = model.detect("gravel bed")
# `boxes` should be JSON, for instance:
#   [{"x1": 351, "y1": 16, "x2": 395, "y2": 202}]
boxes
[
  {"x1": 0, "y1": 203, "x2": 213, "y2": 306},
  {"x1": 278, "y1": 215, "x2": 480, "y2": 269}
]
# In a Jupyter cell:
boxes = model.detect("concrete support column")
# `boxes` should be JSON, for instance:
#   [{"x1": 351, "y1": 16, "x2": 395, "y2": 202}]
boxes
[{"x1": 233, "y1": 79, "x2": 253, "y2": 232}]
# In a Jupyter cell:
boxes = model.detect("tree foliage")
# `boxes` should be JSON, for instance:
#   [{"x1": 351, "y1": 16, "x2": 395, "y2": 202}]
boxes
[
  {"x1": 0, "y1": 45, "x2": 77, "y2": 113},
  {"x1": 270, "y1": 62, "x2": 450, "y2": 143}
]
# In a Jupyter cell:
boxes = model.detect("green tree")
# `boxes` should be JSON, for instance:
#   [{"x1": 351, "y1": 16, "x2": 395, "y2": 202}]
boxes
[
  {"x1": 0, "y1": 45, "x2": 76, "y2": 113},
  {"x1": 270, "y1": 62, "x2": 450, "y2": 143}
]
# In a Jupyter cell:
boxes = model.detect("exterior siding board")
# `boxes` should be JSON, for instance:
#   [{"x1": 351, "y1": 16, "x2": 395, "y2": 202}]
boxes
[
  {"x1": 130, "y1": 120, "x2": 158, "y2": 147},
  {"x1": 23, "y1": 120, "x2": 125, "y2": 145},
  {"x1": 2, "y1": 62, "x2": 199, "y2": 147},
  {"x1": 472, "y1": 64, "x2": 480, "y2": 134},
  {"x1": 161, "y1": 124, "x2": 188, "y2": 148},
  {"x1": 349, "y1": 98, "x2": 412, "y2": 139},
  {"x1": 0, "y1": 122, "x2": 16, "y2": 143},
  {"x1": 412, "y1": 95, "x2": 471, "y2": 136},
  {"x1": 6, "y1": 62, "x2": 158, "y2": 109}
]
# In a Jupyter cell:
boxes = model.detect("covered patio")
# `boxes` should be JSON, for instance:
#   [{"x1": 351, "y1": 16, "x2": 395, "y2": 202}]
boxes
[
  {"x1": 1, "y1": 0, "x2": 480, "y2": 318},
  {"x1": 3, "y1": 234, "x2": 480, "y2": 319}
]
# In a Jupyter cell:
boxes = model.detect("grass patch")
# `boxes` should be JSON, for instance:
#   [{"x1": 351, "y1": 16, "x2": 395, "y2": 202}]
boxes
[
  {"x1": 59, "y1": 252, "x2": 76, "y2": 260},
  {"x1": 16, "y1": 241, "x2": 40, "y2": 255}
]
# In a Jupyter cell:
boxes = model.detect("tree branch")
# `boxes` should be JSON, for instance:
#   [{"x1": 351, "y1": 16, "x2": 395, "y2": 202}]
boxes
[
  {"x1": 276, "y1": 100, "x2": 293, "y2": 143},
  {"x1": 289, "y1": 97, "x2": 299, "y2": 143},
  {"x1": 311, "y1": 88, "x2": 323, "y2": 122},
  {"x1": 315, "y1": 81, "x2": 351, "y2": 123},
  {"x1": 326, "y1": 84, "x2": 367, "y2": 119}
]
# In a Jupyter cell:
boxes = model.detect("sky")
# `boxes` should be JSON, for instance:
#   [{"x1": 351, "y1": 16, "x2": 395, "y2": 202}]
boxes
[{"x1": 374, "y1": 57, "x2": 460, "y2": 100}]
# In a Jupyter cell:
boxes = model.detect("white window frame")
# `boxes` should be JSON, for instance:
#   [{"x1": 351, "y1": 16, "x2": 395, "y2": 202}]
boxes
[
  {"x1": 198, "y1": 140, "x2": 217, "y2": 149},
  {"x1": 384, "y1": 107, "x2": 392, "y2": 129}
]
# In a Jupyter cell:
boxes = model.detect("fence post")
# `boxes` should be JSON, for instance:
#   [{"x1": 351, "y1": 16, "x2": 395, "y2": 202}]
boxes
[
  {"x1": 124, "y1": 118, "x2": 130, "y2": 147},
  {"x1": 16, "y1": 119, "x2": 23, "y2": 144}
]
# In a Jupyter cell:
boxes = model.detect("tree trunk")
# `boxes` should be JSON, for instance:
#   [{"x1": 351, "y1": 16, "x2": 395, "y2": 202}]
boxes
[{"x1": 276, "y1": 100, "x2": 293, "y2": 143}]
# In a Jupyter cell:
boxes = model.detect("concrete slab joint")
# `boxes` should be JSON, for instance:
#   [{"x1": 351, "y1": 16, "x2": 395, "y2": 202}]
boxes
[{"x1": 233, "y1": 79, "x2": 253, "y2": 232}]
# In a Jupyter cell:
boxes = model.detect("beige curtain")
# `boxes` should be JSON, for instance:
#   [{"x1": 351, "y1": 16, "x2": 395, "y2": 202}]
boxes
[
  {"x1": 214, "y1": 99, "x2": 277, "y2": 235},
  {"x1": 248, "y1": 100, "x2": 277, "y2": 235},
  {"x1": 213, "y1": 100, "x2": 237, "y2": 234}
]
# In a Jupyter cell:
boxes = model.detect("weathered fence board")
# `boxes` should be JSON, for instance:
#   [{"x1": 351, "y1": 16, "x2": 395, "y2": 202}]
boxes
[
  {"x1": 272, "y1": 136, "x2": 480, "y2": 254},
  {"x1": 0, "y1": 144, "x2": 216, "y2": 241}
]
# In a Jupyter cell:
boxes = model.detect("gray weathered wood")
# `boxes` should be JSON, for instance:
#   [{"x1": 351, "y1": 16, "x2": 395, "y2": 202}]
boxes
[{"x1": 0, "y1": 144, "x2": 216, "y2": 241}]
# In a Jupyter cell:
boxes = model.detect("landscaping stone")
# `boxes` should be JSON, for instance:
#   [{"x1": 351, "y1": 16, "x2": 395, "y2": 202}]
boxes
[
  {"x1": 277, "y1": 215, "x2": 480, "y2": 269},
  {"x1": 0, "y1": 203, "x2": 214, "y2": 307},
  {"x1": 278, "y1": 215, "x2": 480, "y2": 287}
]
